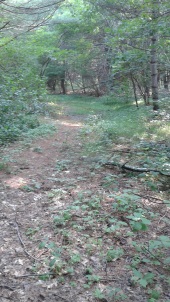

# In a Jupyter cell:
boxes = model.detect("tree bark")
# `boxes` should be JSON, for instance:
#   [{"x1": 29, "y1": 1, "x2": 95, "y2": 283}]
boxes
[
  {"x1": 61, "y1": 78, "x2": 66, "y2": 94},
  {"x1": 130, "y1": 74, "x2": 139, "y2": 108},
  {"x1": 151, "y1": 0, "x2": 159, "y2": 110},
  {"x1": 151, "y1": 35, "x2": 159, "y2": 110},
  {"x1": 163, "y1": 72, "x2": 169, "y2": 90}
]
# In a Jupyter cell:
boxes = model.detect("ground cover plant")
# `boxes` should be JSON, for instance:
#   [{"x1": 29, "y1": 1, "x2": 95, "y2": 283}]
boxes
[{"x1": 0, "y1": 94, "x2": 169, "y2": 301}]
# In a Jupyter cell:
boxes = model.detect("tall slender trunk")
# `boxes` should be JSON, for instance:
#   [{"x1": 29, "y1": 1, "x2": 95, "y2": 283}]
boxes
[
  {"x1": 61, "y1": 78, "x2": 66, "y2": 94},
  {"x1": 151, "y1": 34, "x2": 159, "y2": 110},
  {"x1": 163, "y1": 72, "x2": 169, "y2": 90},
  {"x1": 130, "y1": 74, "x2": 139, "y2": 108},
  {"x1": 133, "y1": 77, "x2": 147, "y2": 104},
  {"x1": 68, "y1": 72, "x2": 75, "y2": 92},
  {"x1": 150, "y1": 0, "x2": 159, "y2": 110}
]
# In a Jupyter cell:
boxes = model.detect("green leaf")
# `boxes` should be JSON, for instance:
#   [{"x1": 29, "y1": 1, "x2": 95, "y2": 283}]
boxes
[
  {"x1": 148, "y1": 289, "x2": 160, "y2": 300},
  {"x1": 133, "y1": 269, "x2": 143, "y2": 279},
  {"x1": 49, "y1": 258, "x2": 57, "y2": 267},
  {"x1": 140, "y1": 223, "x2": 148, "y2": 231},
  {"x1": 132, "y1": 222, "x2": 143, "y2": 231},
  {"x1": 163, "y1": 257, "x2": 170, "y2": 264},
  {"x1": 141, "y1": 218, "x2": 151, "y2": 225},
  {"x1": 145, "y1": 272, "x2": 154, "y2": 282},
  {"x1": 159, "y1": 236, "x2": 170, "y2": 247},
  {"x1": 93, "y1": 288, "x2": 105, "y2": 299},
  {"x1": 39, "y1": 274, "x2": 50, "y2": 281},
  {"x1": 139, "y1": 278, "x2": 148, "y2": 287},
  {"x1": 39, "y1": 241, "x2": 46, "y2": 249},
  {"x1": 47, "y1": 242, "x2": 56, "y2": 249}
]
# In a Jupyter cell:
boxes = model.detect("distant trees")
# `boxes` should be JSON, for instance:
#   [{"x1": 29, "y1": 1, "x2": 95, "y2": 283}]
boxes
[
  {"x1": 0, "y1": 0, "x2": 169, "y2": 109},
  {"x1": 84, "y1": 0, "x2": 170, "y2": 109},
  {"x1": 40, "y1": 0, "x2": 169, "y2": 109},
  {"x1": 0, "y1": 1, "x2": 66, "y2": 145},
  {"x1": 0, "y1": 0, "x2": 65, "y2": 99}
]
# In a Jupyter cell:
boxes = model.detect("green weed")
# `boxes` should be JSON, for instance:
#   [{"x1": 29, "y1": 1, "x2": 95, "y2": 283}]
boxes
[
  {"x1": 106, "y1": 247, "x2": 124, "y2": 262},
  {"x1": 0, "y1": 161, "x2": 10, "y2": 172},
  {"x1": 23, "y1": 123, "x2": 57, "y2": 140}
]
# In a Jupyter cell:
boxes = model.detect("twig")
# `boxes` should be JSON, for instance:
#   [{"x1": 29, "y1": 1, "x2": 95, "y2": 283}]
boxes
[
  {"x1": 0, "y1": 285, "x2": 14, "y2": 291},
  {"x1": 52, "y1": 294, "x2": 70, "y2": 302},
  {"x1": 142, "y1": 246, "x2": 165, "y2": 267},
  {"x1": 133, "y1": 193, "x2": 166, "y2": 203},
  {"x1": 15, "y1": 272, "x2": 54, "y2": 278},
  {"x1": 14, "y1": 217, "x2": 40, "y2": 262},
  {"x1": 156, "y1": 210, "x2": 169, "y2": 231}
]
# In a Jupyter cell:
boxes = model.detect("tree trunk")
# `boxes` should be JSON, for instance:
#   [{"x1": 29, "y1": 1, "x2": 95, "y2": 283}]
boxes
[
  {"x1": 61, "y1": 78, "x2": 66, "y2": 94},
  {"x1": 40, "y1": 57, "x2": 51, "y2": 77},
  {"x1": 82, "y1": 76, "x2": 86, "y2": 94},
  {"x1": 130, "y1": 74, "x2": 139, "y2": 108},
  {"x1": 133, "y1": 77, "x2": 147, "y2": 105},
  {"x1": 150, "y1": 0, "x2": 159, "y2": 110},
  {"x1": 144, "y1": 86, "x2": 150, "y2": 105},
  {"x1": 68, "y1": 72, "x2": 75, "y2": 92},
  {"x1": 163, "y1": 72, "x2": 169, "y2": 90},
  {"x1": 151, "y1": 35, "x2": 159, "y2": 110}
]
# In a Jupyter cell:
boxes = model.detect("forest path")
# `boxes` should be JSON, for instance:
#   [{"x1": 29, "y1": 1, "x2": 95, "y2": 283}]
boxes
[
  {"x1": 0, "y1": 107, "x2": 168, "y2": 302},
  {"x1": 0, "y1": 111, "x2": 112, "y2": 302}
]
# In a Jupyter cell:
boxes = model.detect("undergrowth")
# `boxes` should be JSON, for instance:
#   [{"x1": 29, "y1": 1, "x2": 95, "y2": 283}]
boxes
[
  {"x1": 48, "y1": 94, "x2": 170, "y2": 143},
  {"x1": 0, "y1": 97, "x2": 52, "y2": 145},
  {"x1": 30, "y1": 188, "x2": 170, "y2": 301}
]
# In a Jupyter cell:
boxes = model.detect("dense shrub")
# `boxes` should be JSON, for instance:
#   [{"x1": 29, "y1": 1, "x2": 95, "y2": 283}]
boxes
[{"x1": 0, "y1": 96, "x2": 47, "y2": 145}]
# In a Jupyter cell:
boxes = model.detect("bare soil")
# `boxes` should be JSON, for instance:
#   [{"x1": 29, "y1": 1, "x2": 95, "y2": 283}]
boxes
[{"x1": 0, "y1": 110, "x2": 169, "y2": 302}]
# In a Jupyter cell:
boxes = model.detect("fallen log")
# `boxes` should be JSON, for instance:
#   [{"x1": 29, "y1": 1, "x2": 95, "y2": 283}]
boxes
[{"x1": 103, "y1": 161, "x2": 170, "y2": 176}]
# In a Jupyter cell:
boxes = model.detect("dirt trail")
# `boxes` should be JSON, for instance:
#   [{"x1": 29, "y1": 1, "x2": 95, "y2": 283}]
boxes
[
  {"x1": 0, "y1": 113, "x2": 169, "y2": 302},
  {"x1": 0, "y1": 114, "x2": 107, "y2": 302}
]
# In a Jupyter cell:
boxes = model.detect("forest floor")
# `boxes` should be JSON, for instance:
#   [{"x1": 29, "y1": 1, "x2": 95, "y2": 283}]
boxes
[{"x1": 0, "y1": 101, "x2": 170, "y2": 302}]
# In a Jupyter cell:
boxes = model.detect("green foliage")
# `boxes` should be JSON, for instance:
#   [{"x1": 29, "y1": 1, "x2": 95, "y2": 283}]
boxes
[
  {"x1": 69, "y1": 253, "x2": 81, "y2": 264},
  {"x1": 25, "y1": 227, "x2": 40, "y2": 238},
  {"x1": 131, "y1": 269, "x2": 155, "y2": 288},
  {"x1": 0, "y1": 34, "x2": 51, "y2": 145},
  {"x1": 106, "y1": 247, "x2": 124, "y2": 262},
  {"x1": 53, "y1": 210, "x2": 72, "y2": 227},
  {"x1": 93, "y1": 288, "x2": 105, "y2": 300},
  {"x1": 0, "y1": 161, "x2": 9, "y2": 172},
  {"x1": 55, "y1": 160, "x2": 71, "y2": 172},
  {"x1": 86, "y1": 274, "x2": 101, "y2": 285},
  {"x1": 107, "y1": 287, "x2": 127, "y2": 301},
  {"x1": 48, "y1": 94, "x2": 170, "y2": 145},
  {"x1": 127, "y1": 212, "x2": 151, "y2": 231},
  {"x1": 0, "y1": 99, "x2": 37, "y2": 144},
  {"x1": 39, "y1": 274, "x2": 51, "y2": 281},
  {"x1": 49, "y1": 258, "x2": 66, "y2": 275},
  {"x1": 148, "y1": 289, "x2": 161, "y2": 301}
]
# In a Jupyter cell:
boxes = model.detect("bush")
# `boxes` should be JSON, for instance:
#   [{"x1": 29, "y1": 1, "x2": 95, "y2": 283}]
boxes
[{"x1": 0, "y1": 98, "x2": 43, "y2": 145}]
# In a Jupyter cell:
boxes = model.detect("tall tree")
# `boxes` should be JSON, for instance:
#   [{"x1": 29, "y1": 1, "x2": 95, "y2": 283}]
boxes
[{"x1": 84, "y1": 0, "x2": 170, "y2": 109}]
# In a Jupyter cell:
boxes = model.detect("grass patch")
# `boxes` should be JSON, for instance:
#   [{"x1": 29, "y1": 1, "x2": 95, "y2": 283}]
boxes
[
  {"x1": 48, "y1": 94, "x2": 170, "y2": 143},
  {"x1": 47, "y1": 94, "x2": 130, "y2": 116},
  {"x1": 49, "y1": 94, "x2": 170, "y2": 179}
]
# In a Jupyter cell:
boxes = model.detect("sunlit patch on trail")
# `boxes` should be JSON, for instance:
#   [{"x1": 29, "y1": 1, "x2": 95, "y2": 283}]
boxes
[
  {"x1": 60, "y1": 120, "x2": 83, "y2": 127},
  {"x1": 4, "y1": 176, "x2": 28, "y2": 189}
]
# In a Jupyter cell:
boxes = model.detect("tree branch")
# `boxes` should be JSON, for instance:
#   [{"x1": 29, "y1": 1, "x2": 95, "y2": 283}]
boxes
[{"x1": 103, "y1": 161, "x2": 170, "y2": 176}]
